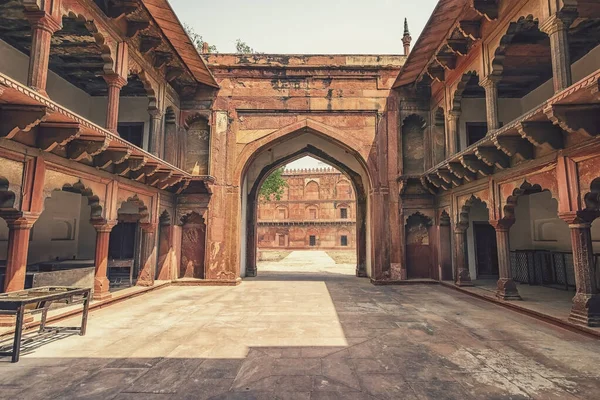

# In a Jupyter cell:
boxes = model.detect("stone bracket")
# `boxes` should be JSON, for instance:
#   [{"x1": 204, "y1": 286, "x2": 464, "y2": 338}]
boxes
[
  {"x1": 517, "y1": 121, "x2": 564, "y2": 150},
  {"x1": 0, "y1": 105, "x2": 47, "y2": 139},
  {"x1": 67, "y1": 138, "x2": 110, "y2": 161},
  {"x1": 148, "y1": 170, "x2": 172, "y2": 187},
  {"x1": 448, "y1": 161, "x2": 477, "y2": 182},
  {"x1": 475, "y1": 146, "x2": 509, "y2": 169},
  {"x1": 426, "y1": 63, "x2": 445, "y2": 82},
  {"x1": 457, "y1": 20, "x2": 481, "y2": 40},
  {"x1": 36, "y1": 121, "x2": 81, "y2": 151},
  {"x1": 492, "y1": 135, "x2": 533, "y2": 162},
  {"x1": 158, "y1": 174, "x2": 184, "y2": 190},
  {"x1": 545, "y1": 104, "x2": 600, "y2": 137},
  {"x1": 470, "y1": 0, "x2": 498, "y2": 21},
  {"x1": 435, "y1": 52, "x2": 457, "y2": 70},
  {"x1": 140, "y1": 35, "x2": 162, "y2": 54},
  {"x1": 166, "y1": 67, "x2": 184, "y2": 82},
  {"x1": 420, "y1": 176, "x2": 437, "y2": 195},
  {"x1": 126, "y1": 19, "x2": 150, "y2": 38},
  {"x1": 428, "y1": 174, "x2": 451, "y2": 190},
  {"x1": 153, "y1": 51, "x2": 173, "y2": 69},
  {"x1": 460, "y1": 154, "x2": 493, "y2": 176},
  {"x1": 94, "y1": 149, "x2": 132, "y2": 169},
  {"x1": 437, "y1": 168, "x2": 461, "y2": 187},
  {"x1": 446, "y1": 38, "x2": 469, "y2": 56}
]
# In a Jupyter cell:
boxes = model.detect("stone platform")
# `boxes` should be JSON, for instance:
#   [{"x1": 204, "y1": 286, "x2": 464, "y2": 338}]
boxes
[{"x1": 1, "y1": 258, "x2": 600, "y2": 399}]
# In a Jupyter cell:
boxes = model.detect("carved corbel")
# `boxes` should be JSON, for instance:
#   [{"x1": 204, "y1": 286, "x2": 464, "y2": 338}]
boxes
[
  {"x1": 106, "y1": 1, "x2": 139, "y2": 18},
  {"x1": 428, "y1": 174, "x2": 451, "y2": 190},
  {"x1": 94, "y1": 149, "x2": 132, "y2": 169},
  {"x1": 158, "y1": 174, "x2": 184, "y2": 190},
  {"x1": 446, "y1": 38, "x2": 469, "y2": 56},
  {"x1": 448, "y1": 161, "x2": 477, "y2": 182},
  {"x1": 459, "y1": 154, "x2": 493, "y2": 176},
  {"x1": 140, "y1": 35, "x2": 162, "y2": 54},
  {"x1": 470, "y1": 0, "x2": 498, "y2": 21},
  {"x1": 545, "y1": 104, "x2": 600, "y2": 137},
  {"x1": 492, "y1": 135, "x2": 533, "y2": 162},
  {"x1": 132, "y1": 162, "x2": 159, "y2": 182},
  {"x1": 148, "y1": 170, "x2": 172, "y2": 186},
  {"x1": 475, "y1": 146, "x2": 509, "y2": 169},
  {"x1": 115, "y1": 156, "x2": 146, "y2": 177},
  {"x1": 420, "y1": 176, "x2": 437, "y2": 195},
  {"x1": 426, "y1": 62, "x2": 445, "y2": 82},
  {"x1": 153, "y1": 51, "x2": 173, "y2": 69},
  {"x1": 36, "y1": 121, "x2": 80, "y2": 151},
  {"x1": 126, "y1": 19, "x2": 150, "y2": 38},
  {"x1": 457, "y1": 20, "x2": 481, "y2": 40},
  {"x1": 67, "y1": 138, "x2": 110, "y2": 161},
  {"x1": 175, "y1": 179, "x2": 191, "y2": 195},
  {"x1": 0, "y1": 105, "x2": 47, "y2": 139},
  {"x1": 517, "y1": 121, "x2": 564, "y2": 150},
  {"x1": 437, "y1": 169, "x2": 461, "y2": 187},
  {"x1": 434, "y1": 53, "x2": 457, "y2": 70}
]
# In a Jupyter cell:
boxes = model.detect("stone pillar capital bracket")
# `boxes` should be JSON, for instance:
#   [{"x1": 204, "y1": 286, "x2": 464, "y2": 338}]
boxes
[
  {"x1": 25, "y1": 11, "x2": 62, "y2": 34},
  {"x1": 103, "y1": 74, "x2": 128, "y2": 89},
  {"x1": 489, "y1": 218, "x2": 515, "y2": 231},
  {"x1": 92, "y1": 219, "x2": 118, "y2": 232},
  {"x1": 1, "y1": 212, "x2": 40, "y2": 229}
]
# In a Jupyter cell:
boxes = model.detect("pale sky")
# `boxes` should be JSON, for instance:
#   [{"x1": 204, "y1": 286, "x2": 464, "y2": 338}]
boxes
[
  {"x1": 170, "y1": 0, "x2": 439, "y2": 54},
  {"x1": 286, "y1": 156, "x2": 328, "y2": 170}
]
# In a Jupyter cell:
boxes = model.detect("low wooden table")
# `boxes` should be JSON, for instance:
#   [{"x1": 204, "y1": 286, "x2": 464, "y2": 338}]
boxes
[
  {"x1": 0, "y1": 286, "x2": 91, "y2": 363},
  {"x1": 108, "y1": 259, "x2": 134, "y2": 286}
]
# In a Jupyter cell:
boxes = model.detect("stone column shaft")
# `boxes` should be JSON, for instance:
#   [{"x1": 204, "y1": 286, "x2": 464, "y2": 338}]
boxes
[
  {"x1": 149, "y1": 110, "x2": 163, "y2": 157},
  {"x1": 447, "y1": 111, "x2": 460, "y2": 155},
  {"x1": 491, "y1": 219, "x2": 521, "y2": 300},
  {"x1": 567, "y1": 222, "x2": 600, "y2": 326},
  {"x1": 137, "y1": 223, "x2": 157, "y2": 287},
  {"x1": 103, "y1": 75, "x2": 127, "y2": 134},
  {"x1": 480, "y1": 76, "x2": 500, "y2": 130},
  {"x1": 541, "y1": 16, "x2": 573, "y2": 92},
  {"x1": 454, "y1": 226, "x2": 472, "y2": 286},
  {"x1": 3, "y1": 214, "x2": 38, "y2": 292},
  {"x1": 26, "y1": 14, "x2": 61, "y2": 95},
  {"x1": 93, "y1": 220, "x2": 117, "y2": 300}
]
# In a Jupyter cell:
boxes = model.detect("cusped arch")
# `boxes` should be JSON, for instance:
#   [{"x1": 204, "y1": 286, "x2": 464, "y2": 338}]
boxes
[
  {"x1": 458, "y1": 195, "x2": 489, "y2": 227},
  {"x1": 117, "y1": 194, "x2": 150, "y2": 223},
  {"x1": 451, "y1": 71, "x2": 479, "y2": 112},
  {"x1": 490, "y1": 15, "x2": 540, "y2": 78},
  {"x1": 584, "y1": 178, "x2": 600, "y2": 212},
  {"x1": 61, "y1": 180, "x2": 103, "y2": 220},
  {"x1": 502, "y1": 180, "x2": 560, "y2": 221},
  {"x1": 0, "y1": 175, "x2": 17, "y2": 212},
  {"x1": 61, "y1": 11, "x2": 116, "y2": 74},
  {"x1": 127, "y1": 62, "x2": 158, "y2": 109},
  {"x1": 180, "y1": 211, "x2": 205, "y2": 225},
  {"x1": 406, "y1": 211, "x2": 433, "y2": 227}
]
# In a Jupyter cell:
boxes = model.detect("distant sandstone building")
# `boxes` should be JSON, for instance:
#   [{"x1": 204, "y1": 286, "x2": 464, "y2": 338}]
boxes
[{"x1": 257, "y1": 168, "x2": 356, "y2": 250}]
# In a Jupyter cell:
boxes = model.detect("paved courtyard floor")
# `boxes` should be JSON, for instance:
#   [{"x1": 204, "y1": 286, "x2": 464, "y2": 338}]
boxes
[{"x1": 1, "y1": 251, "x2": 600, "y2": 399}]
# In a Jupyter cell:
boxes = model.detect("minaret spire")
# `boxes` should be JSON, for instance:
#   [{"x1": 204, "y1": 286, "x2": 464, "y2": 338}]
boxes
[{"x1": 402, "y1": 18, "x2": 412, "y2": 56}]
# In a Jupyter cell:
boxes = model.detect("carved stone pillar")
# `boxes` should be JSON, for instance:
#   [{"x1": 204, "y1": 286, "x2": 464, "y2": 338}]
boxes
[
  {"x1": 3, "y1": 213, "x2": 39, "y2": 292},
  {"x1": 137, "y1": 222, "x2": 157, "y2": 287},
  {"x1": 103, "y1": 74, "x2": 127, "y2": 134},
  {"x1": 454, "y1": 224, "x2": 472, "y2": 286},
  {"x1": 148, "y1": 109, "x2": 164, "y2": 157},
  {"x1": 25, "y1": 12, "x2": 61, "y2": 95},
  {"x1": 490, "y1": 219, "x2": 521, "y2": 300},
  {"x1": 480, "y1": 76, "x2": 500, "y2": 131},
  {"x1": 92, "y1": 220, "x2": 117, "y2": 300},
  {"x1": 560, "y1": 213, "x2": 600, "y2": 327},
  {"x1": 447, "y1": 110, "x2": 461, "y2": 155},
  {"x1": 541, "y1": 15, "x2": 574, "y2": 92}
]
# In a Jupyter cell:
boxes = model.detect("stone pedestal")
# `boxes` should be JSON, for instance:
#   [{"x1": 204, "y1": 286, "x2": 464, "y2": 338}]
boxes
[
  {"x1": 103, "y1": 74, "x2": 127, "y2": 134},
  {"x1": 490, "y1": 219, "x2": 521, "y2": 300},
  {"x1": 454, "y1": 226, "x2": 472, "y2": 286},
  {"x1": 541, "y1": 15, "x2": 573, "y2": 92},
  {"x1": 25, "y1": 12, "x2": 61, "y2": 96},
  {"x1": 137, "y1": 223, "x2": 157, "y2": 287},
  {"x1": 560, "y1": 213, "x2": 600, "y2": 327},
  {"x1": 480, "y1": 76, "x2": 500, "y2": 131},
  {"x1": 92, "y1": 220, "x2": 117, "y2": 300}
]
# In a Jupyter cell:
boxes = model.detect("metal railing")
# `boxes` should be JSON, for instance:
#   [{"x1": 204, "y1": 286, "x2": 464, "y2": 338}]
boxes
[{"x1": 510, "y1": 250, "x2": 576, "y2": 291}]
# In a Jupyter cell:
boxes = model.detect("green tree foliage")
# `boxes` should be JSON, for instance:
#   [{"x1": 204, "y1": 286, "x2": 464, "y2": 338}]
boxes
[
  {"x1": 259, "y1": 167, "x2": 288, "y2": 201},
  {"x1": 184, "y1": 23, "x2": 218, "y2": 54},
  {"x1": 235, "y1": 39, "x2": 255, "y2": 54}
]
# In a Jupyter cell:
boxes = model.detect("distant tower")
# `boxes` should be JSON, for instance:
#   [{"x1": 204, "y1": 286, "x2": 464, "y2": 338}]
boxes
[
  {"x1": 402, "y1": 18, "x2": 412, "y2": 56},
  {"x1": 202, "y1": 42, "x2": 210, "y2": 54}
]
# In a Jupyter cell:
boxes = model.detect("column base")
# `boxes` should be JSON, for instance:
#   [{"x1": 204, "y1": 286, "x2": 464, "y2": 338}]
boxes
[
  {"x1": 94, "y1": 277, "x2": 111, "y2": 298},
  {"x1": 246, "y1": 269, "x2": 257, "y2": 278},
  {"x1": 455, "y1": 270, "x2": 472, "y2": 286},
  {"x1": 136, "y1": 279, "x2": 154, "y2": 287},
  {"x1": 93, "y1": 290, "x2": 112, "y2": 301},
  {"x1": 569, "y1": 293, "x2": 600, "y2": 327},
  {"x1": 496, "y1": 278, "x2": 522, "y2": 301},
  {"x1": 0, "y1": 314, "x2": 34, "y2": 327}
]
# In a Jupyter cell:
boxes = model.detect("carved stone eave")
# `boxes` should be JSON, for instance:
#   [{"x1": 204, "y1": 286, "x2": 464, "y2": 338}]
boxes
[
  {"x1": 470, "y1": 0, "x2": 498, "y2": 21},
  {"x1": 428, "y1": 174, "x2": 451, "y2": 190},
  {"x1": 420, "y1": 176, "x2": 437, "y2": 195},
  {"x1": 67, "y1": 138, "x2": 110, "y2": 161},
  {"x1": 0, "y1": 105, "x2": 47, "y2": 139},
  {"x1": 36, "y1": 121, "x2": 81, "y2": 151},
  {"x1": 492, "y1": 136, "x2": 534, "y2": 162},
  {"x1": 475, "y1": 146, "x2": 509, "y2": 169},
  {"x1": 517, "y1": 120, "x2": 564, "y2": 150},
  {"x1": 93, "y1": 149, "x2": 133, "y2": 169},
  {"x1": 457, "y1": 20, "x2": 482, "y2": 40},
  {"x1": 545, "y1": 103, "x2": 600, "y2": 137},
  {"x1": 448, "y1": 161, "x2": 477, "y2": 182},
  {"x1": 460, "y1": 154, "x2": 493, "y2": 176},
  {"x1": 437, "y1": 168, "x2": 462, "y2": 187}
]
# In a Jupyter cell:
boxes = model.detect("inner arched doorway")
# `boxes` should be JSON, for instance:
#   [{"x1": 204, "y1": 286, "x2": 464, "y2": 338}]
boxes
[{"x1": 237, "y1": 126, "x2": 373, "y2": 279}]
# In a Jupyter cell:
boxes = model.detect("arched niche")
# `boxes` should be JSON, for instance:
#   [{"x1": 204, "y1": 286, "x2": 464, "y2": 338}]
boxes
[
  {"x1": 451, "y1": 72, "x2": 487, "y2": 149},
  {"x1": 405, "y1": 212, "x2": 433, "y2": 279},
  {"x1": 305, "y1": 180, "x2": 320, "y2": 200},
  {"x1": 402, "y1": 114, "x2": 426, "y2": 175},
  {"x1": 335, "y1": 179, "x2": 353, "y2": 200},
  {"x1": 180, "y1": 212, "x2": 206, "y2": 279}
]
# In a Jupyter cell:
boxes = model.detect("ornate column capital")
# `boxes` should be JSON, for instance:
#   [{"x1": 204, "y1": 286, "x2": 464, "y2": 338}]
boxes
[
  {"x1": 25, "y1": 11, "x2": 62, "y2": 34},
  {"x1": 140, "y1": 222, "x2": 158, "y2": 233},
  {"x1": 558, "y1": 211, "x2": 597, "y2": 226},
  {"x1": 148, "y1": 108, "x2": 164, "y2": 119},
  {"x1": 540, "y1": 13, "x2": 575, "y2": 36},
  {"x1": 448, "y1": 110, "x2": 461, "y2": 121},
  {"x1": 2, "y1": 212, "x2": 40, "y2": 229},
  {"x1": 103, "y1": 74, "x2": 127, "y2": 89},
  {"x1": 479, "y1": 75, "x2": 501, "y2": 90},
  {"x1": 92, "y1": 219, "x2": 118, "y2": 233}
]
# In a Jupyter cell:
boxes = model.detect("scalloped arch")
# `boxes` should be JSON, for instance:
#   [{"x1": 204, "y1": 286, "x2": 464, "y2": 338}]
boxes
[
  {"x1": 502, "y1": 180, "x2": 558, "y2": 220},
  {"x1": 60, "y1": 180, "x2": 104, "y2": 220},
  {"x1": 451, "y1": 71, "x2": 479, "y2": 112},
  {"x1": 490, "y1": 15, "x2": 540, "y2": 77},
  {"x1": 0, "y1": 175, "x2": 17, "y2": 212},
  {"x1": 117, "y1": 194, "x2": 150, "y2": 223}
]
